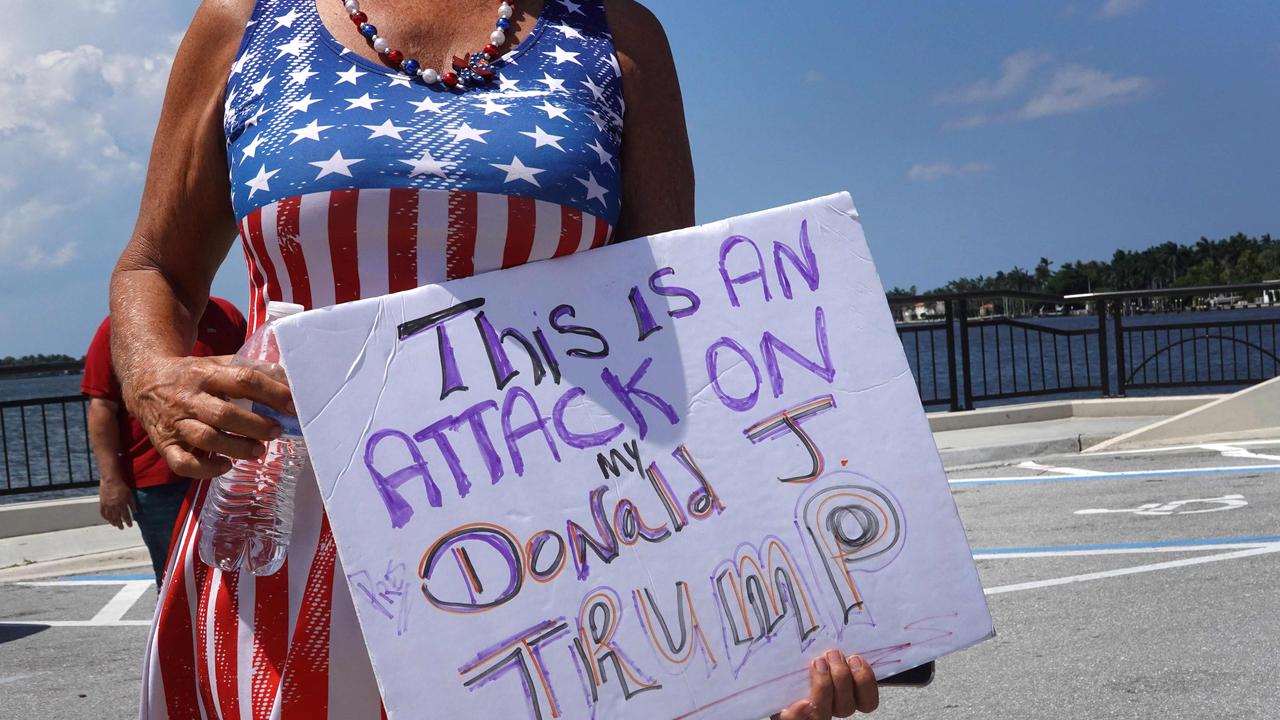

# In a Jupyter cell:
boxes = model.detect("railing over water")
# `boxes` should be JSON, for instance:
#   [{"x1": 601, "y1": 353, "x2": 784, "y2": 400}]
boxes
[
  {"x1": 891, "y1": 281, "x2": 1280, "y2": 411},
  {"x1": 0, "y1": 395, "x2": 96, "y2": 496},
  {"x1": 2, "y1": 283, "x2": 1278, "y2": 496}
]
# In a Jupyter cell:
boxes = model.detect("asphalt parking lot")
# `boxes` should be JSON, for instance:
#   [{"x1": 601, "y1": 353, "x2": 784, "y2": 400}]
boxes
[{"x1": 3, "y1": 440, "x2": 1278, "y2": 719}]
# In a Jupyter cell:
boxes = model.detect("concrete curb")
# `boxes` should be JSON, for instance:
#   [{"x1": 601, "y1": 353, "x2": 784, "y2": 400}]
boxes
[
  {"x1": 0, "y1": 546, "x2": 150, "y2": 583},
  {"x1": 0, "y1": 523, "x2": 143, "y2": 571},
  {"x1": 0, "y1": 496, "x2": 104, "y2": 539},
  {"x1": 926, "y1": 395, "x2": 1216, "y2": 433},
  {"x1": 937, "y1": 433, "x2": 1122, "y2": 468},
  {"x1": 1087, "y1": 378, "x2": 1280, "y2": 452}
]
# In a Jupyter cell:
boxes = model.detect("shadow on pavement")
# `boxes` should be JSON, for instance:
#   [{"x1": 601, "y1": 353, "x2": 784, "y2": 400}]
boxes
[{"x1": 0, "y1": 624, "x2": 49, "y2": 644}]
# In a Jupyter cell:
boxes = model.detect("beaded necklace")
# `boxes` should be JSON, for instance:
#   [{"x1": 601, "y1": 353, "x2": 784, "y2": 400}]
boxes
[{"x1": 341, "y1": 0, "x2": 516, "y2": 90}]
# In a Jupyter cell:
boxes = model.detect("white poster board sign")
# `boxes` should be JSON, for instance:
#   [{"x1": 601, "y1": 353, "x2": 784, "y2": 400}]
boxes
[{"x1": 276, "y1": 193, "x2": 993, "y2": 719}]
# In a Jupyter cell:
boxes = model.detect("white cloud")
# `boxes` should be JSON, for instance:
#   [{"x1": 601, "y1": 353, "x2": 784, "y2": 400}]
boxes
[
  {"x1": 935, "y1": 50, "x2": 1051, "y2": 105},
  {"x1": 0, "y1": 4, "x2": 180, "y2": 272},
  {"x1": 907, "y1": 162, "x2": 993, "y2": 182},
  {"x1": 0, "y1": 199, "x2": 78, "y2": 268},
  {"x1": 938, "y1": 51, "x2": 1152, "y2": 127},
  {"x1": 1018, "y1": 65, "x2": 1151, "y2": 119},
  {"x1": 1098, "y1": 0, "x2": 1144, "y2": 18}
]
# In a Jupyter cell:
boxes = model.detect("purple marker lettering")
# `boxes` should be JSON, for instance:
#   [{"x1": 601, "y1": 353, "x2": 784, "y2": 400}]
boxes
[
  {"x1": 648, "y1": 267, "x2": 701, "y2": 319},
  {"x1": 704, "y1": 337, "x2": 762, "y2": 412},
  {"x1": 718, "y1": 234, "x2": 772, "y2": 307},
  {"x1": 413, "y1": 414, "x2": 471, "y2": 499},
  {"x1": 365, "y1": 429, "x2": 438, "y2": 528},
  {"x1": 760, "y1": 306, "x2": 835, "y2": 397},
  {"x1": 501, "y1": 385, "x2": 561, "y2": 476},
  {"x1": 553, "y1": 386, "x2": 624, "y2": 449},
  {"x1": 774, "y1": 219, "x2": 820, "y2": 299},
  {"x1": 600, "y1": 357, "x2": 679, "y2": 440},
  {"x1": 451, "y1": 400, "x2": 504, "y2": 485}
]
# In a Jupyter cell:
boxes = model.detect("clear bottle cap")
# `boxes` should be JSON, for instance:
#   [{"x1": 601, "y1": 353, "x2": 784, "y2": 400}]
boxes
[{"x1": 265, "y1": 301, "x2": 305, "y2": 321}]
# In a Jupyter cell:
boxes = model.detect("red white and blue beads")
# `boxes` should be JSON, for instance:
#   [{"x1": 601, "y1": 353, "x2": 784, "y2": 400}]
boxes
[{"x1": 341, "y1": 0, "x2": 515, "y2": 90}]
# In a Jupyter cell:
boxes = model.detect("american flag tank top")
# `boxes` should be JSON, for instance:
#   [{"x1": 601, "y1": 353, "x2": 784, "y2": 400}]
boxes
[{"x1": 140, "y1": 1, "x2": 624, "y2": 717}]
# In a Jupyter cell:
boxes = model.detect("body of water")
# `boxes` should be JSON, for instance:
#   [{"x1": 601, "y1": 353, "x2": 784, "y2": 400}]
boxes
[{"x1": 0, "y1": 373, "x2": 83, "y2": 402}]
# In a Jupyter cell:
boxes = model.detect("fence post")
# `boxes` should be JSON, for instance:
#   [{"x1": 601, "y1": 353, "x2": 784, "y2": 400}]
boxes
[
  {"x1": 1113, "y1": 300, "x2": 1127, "y2": 397},
  {"x1": 1096, "y1": 299, "x2": 1111, "y2": 397},
  {"x1": 944, "y1": 299, "x2": 961, "y2": 412},
  {"x1": 957, "y1": 298, "x2": 974, "y2": 410}
]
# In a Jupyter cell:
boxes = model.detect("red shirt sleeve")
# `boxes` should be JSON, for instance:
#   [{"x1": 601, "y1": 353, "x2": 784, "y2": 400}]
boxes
[
  {"x1": 80, "y1": 317, "x2": 122, "y2": 404},
  {"x1": 195, "y1": 297, "x2": 250, "y2": 356}
]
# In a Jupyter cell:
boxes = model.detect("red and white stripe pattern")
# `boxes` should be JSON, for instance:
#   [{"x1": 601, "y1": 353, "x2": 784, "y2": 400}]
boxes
[
  {"x1": 141, "y1": 189, "x2": 611, "y2": 720},
  {"x1": 237, "y1": 188, "x2": 612, "y2": 329}
]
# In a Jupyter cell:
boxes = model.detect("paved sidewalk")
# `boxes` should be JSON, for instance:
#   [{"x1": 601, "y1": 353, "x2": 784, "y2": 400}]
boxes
[{"x1": 933, "y1": 415, "x2": 1164, "y2": 467}]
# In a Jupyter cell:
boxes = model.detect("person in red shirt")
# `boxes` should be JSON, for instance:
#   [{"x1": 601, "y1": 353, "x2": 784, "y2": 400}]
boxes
[{"x1": 82, "y1": 297, "x2": 247, "y2": 587}]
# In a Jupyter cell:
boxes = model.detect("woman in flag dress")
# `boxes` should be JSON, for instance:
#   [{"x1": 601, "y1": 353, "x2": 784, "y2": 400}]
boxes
[{"x1": 109, "y1": 0, "x2": 879, "y2": 718}]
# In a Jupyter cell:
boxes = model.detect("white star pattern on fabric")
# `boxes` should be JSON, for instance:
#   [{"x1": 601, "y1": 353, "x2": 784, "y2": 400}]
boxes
[
  {"x1": 557, "y1": 0, "x2": 585, "y2": 16},
  {"x1": 587, "y1": 138, "x2": 614, "y2": 168},
  {"x1": 250, "y1": 73, "x2": 275, "y2": 96},
  {"x1": 345, "y1": 93, "x2": 382, "y2": 110},
  {"x1": 289, "y1": 65, "x2": 318, "y2": 85},
  {"x1": 287, "y1": 93, "x2": 321, "y2": 113},
  {"x1": 245, "y1": 104, "x2": 269, "y2": 127},
  {"x1": 544, "y1": 46, "x2": 582, "y2": 66},
  {"x1": 537, "y1": 73, "x2": 566, "y2": 93},
  {"x1": 289, "y1": 119, "x2": 334, "y2": 144},
  {"x1": 221, "y1": 0, "x2": 626, "y2": 220},
  {"x1": 520, "y1": 126, "x2": 566, "y2": 152},
  {"x1": 240, "y1": 133, "x2": 265, "y2": 162},
  {"x1": 400, "y1": 150, "x2": 456, "y2": 178},
  {"x1": 581, "y1": 75, "x2": 604, "y2": 101},
  {"x1": 409, "y1": 96, "x2": 445, "y2": 113},
  {"x1": 536, "y1": 101, "x2": 569, "y2": 121},
  {"x1": 480, "y1": 98, "x2": 513, "y2": 116},
  {"x1": 310, "y1": 149, "x2": 363, "y2": 179},
  {"x1": 275, "y1": 37, "x2": 311, "y2": 59},
  {"x1": 552, "y1": 22, "x2": 585, "y2": 40},
  {"x1": 274, "y1": 9, "x2": 300, "y2": 29},
  {"x1": 336, "y1": 66, "x2": 366, "y2": 85},
  {"x1": 576, "y1": 171, "x2": 609, "y2": 206},
  {"x1": 363, "y1": 119, "x2": 410, "y2": 140},
  {"x1": 230, "y1": 50, "x2": 255, "y2": 76},
  {"x1": 244, "y1": 164, "x2": 278, "y2": 198},
  {"x1": 491, "y1": 156, "x2": 545, "y2": 186},
  {"x1": 448, "y1": 122, "x2": 490, "y2": 144}
]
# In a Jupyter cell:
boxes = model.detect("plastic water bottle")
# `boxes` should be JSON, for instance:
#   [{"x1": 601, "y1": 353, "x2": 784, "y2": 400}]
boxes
[{"x1": 198, "y1": 301, "x2": 307, "y2": 576}]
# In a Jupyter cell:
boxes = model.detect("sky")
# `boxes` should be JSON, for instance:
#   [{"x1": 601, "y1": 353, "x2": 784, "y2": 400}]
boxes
[{"x1": 2, "y1": 0, "x2": 1277, "y2": 355}]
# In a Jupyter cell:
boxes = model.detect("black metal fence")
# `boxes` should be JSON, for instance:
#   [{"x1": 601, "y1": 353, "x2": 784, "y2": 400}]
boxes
[
  {"x1": 892, "y1": 281, "x2": 1280, "y2": 410},
  {"x1": 1, "y1": 283, "x2": 1278, "y2": 496},
  {"x1": 0, "y1": 395, "x2": 97, "y2": 496}
]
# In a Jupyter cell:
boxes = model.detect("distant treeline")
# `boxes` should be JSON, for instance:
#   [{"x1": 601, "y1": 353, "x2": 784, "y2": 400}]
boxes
[
  {"x1": 889, "y1": 233, "x2": 1279, "y2": 297},
  {"x1": 0, "y1": 354, "x2": 82, "y2": 367}
]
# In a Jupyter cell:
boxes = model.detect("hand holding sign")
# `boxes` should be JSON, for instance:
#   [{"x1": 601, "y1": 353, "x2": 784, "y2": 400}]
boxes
[{"x1": 275, "y1": 193, "x2": 993, "y2": 719}]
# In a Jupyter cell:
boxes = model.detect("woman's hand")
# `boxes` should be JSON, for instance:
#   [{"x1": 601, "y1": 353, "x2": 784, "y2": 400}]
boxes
[
  {"x1": 773, "y1": 651, "x2": 879, "y2": 720},
  {"x1": 125, "y1": 354, "x2": 294, "y2": 479}
]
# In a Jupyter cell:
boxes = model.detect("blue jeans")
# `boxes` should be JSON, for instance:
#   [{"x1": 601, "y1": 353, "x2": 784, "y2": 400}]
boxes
[{"x1": 134, "y1": 480, "x2": 191, "y2": 586}]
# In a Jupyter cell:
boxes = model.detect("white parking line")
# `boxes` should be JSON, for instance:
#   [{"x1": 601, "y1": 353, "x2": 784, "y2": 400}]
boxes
[
  {"x1": 1, "y1": 578, "x2": 155, "y2": 628},
  {"x1": 950, "y1": 463, "x2": 1280, "y2": 484},
  {"x1": 983, "y1": 544, "x2": 1280, "y2": 595},
  {"x1": 1017, "y1": 461, "x2": 1103, "y2": 476},
  {"x1": 89, "y1": 581, "x2": 153, "y2": 624},
  {"x1": 1201, "y1": 443, "x2": 1280, "y2": 462},
  {"x1": 975, "y1": 540, "x2": 1276, "y2": 560},
  {"x1": 0, "y1": 620, "x2": 152, "y2": 627},
  {"x1": 1086, "y1": 439, "x2": 1280, "y2": 456}
]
